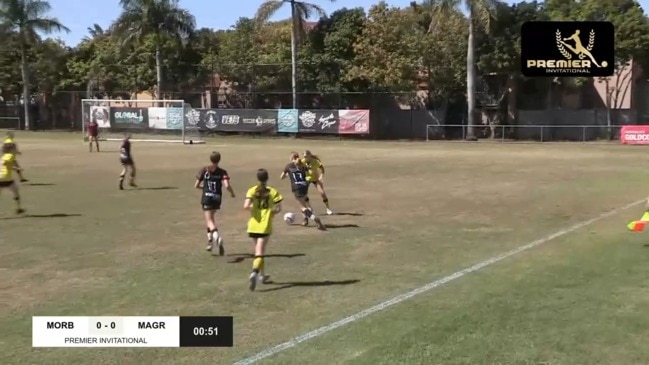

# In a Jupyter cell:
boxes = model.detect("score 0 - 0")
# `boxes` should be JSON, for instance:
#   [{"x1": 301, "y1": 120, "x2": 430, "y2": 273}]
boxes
[{"x1": 87, "y1": 317, "x2": 124, "y2": 335}]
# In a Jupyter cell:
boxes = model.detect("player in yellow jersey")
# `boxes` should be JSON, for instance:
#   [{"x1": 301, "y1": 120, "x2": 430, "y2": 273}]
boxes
[
  {"x1": 0, "y1": 151, "x2": 25, "y2": 214},
  {"x1": 301, "y1": 150, "x2": 332, "y2": 215},
  {"x1": 3, "y1": 132, "x2": 27, "y2": 182},
  {"x1": 243, "y1": 168, "x2": 283, "y2": 291}
]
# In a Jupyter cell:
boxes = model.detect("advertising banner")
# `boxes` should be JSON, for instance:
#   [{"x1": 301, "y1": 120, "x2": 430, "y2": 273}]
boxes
[
  {"x1": 166, "y1": 107, "x2": 183, "y2": 130},
  {"x1": 620, "y1": 125, "x2": 649, "y2": 144},
  {"x1": 338, "y1": 110, "x2": 370, "y2": 135},
  {"x1": 209, "y1": 109, "x2": 276, "y2": 132},
  {"x1": 110, "y1": 107, "x2": 148, "y2": 129},
  {"x1": 148, "y1": 107, "x2": 167, "y2": 129},
  {"x1": 277, "y1": 109, "x2": 299, "y2": 133},
  {"x1": 90, "y1": 105, "x2": 111, "y2": 128},
  {"x1": 297, "y1": 109, "x2": 339, "y2": 133}
]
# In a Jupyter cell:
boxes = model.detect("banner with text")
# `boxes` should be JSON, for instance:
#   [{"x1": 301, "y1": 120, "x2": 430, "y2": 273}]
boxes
[
  {"x1": 110, "y1": 107, "x2": 149, "y2": 129},
  {"x1": 297, "y1": 109, "x2": 339, "y2": 133},
  {"x1": 338, "y1": 109, "x2": 370, "y2": 135},
  {"x1": 620, "y1": 125, "x2": 649, "y2": 144},
  {"x1": 166, "y1": 107, "x2": 183, "y2": 130},
  {"x1": 196, "y1": 109, "x2": 277, "y2": 132},
  {"x1": 277, "y1": 109, "x2": 299, "y2": 133}
]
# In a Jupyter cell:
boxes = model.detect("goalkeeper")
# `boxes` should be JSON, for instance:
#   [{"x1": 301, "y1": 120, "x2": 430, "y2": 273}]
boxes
[{"x1": 3, "y1": 132, "x2": 28, "y2": 182}]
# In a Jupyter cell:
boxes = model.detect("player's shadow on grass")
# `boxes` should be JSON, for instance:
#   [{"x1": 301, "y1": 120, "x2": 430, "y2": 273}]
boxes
[
  {"x1": 334, "y1": 212, "x2": 363, "y2": 216},
  {"x1": 324, "y1": 223, "x2": 360, "y2": 229},
  {"x1": 258, "y1": 279, "x2": 360, "y2": 292},
  {"x1": 129, "y1": 186, "x2": 178, "y2": 191},
  {"x1": 24, "y1": 183, "x2": 55, "y2": 186},
  {"x1": 1, "y1": 213, "x2": 81, "y2": 220},
  {"x1": 226, "y1": 253, "x2": 305, "y2": 264}
]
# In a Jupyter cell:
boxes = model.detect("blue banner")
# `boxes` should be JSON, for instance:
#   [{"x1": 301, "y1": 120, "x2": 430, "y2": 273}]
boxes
[
  {"x1": 166, "y1": 107, "x2": 183, "y2": 130},
  {"x1": 277, "y1": 109, "x2": 298, "y2": 133}
]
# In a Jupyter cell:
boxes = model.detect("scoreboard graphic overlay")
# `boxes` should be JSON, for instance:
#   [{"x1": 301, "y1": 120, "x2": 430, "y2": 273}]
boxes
[{"x1": 32, "y1": 316, "x2": 233, "y2": 347}]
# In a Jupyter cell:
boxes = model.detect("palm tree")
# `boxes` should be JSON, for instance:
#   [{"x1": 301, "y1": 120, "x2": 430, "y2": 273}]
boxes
[
  {"x1": 83, "y1": 23, "x2": 105, "y2": 41},
  {"x1": 428, "y1": 0, "x2": 497, "y2": 140},
  {"x1": 0, "y1": 0, "x2": 69, "y2": 130},
  {"x1": 255, "y1": 0, "x2": 334, "y2": 109},
  {"x1": 112, "y1": 0, "x2": 195, "y2": 100}
]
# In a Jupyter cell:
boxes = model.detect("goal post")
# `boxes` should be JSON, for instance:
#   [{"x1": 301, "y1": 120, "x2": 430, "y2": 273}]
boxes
[{"x1": 80, "y1": 99, "x2": 205, "y2": 144}]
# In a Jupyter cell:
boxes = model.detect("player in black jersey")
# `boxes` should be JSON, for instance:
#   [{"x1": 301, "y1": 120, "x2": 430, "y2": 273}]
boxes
[
  {"x1": 280, "y1": 152, "x2": 325, "y2": 230},
  {"x1": 118, "y1": 133, "x2": 137, "y2": 190},
  {"x1": 195, "y1": 151, "x2": 236, "y2": 254}
]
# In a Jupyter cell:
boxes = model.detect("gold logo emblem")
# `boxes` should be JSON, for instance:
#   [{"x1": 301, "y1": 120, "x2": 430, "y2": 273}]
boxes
[{"x1": 555, "y1": 29, "x2": 608, "y2": 68}]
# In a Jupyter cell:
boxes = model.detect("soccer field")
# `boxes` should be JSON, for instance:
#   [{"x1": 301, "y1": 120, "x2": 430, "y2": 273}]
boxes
[{"x1": 3, "y1": 132, "x2": 649, "y2": 365}]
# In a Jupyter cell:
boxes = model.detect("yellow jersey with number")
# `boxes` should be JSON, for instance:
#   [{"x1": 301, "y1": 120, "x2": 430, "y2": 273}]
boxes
[
  {"x1": 1, "y1": 153, "x2": 15, "y2": 181},
  {"x1": 301, "y1": 157, "x2": 323, "y2": 182},
  {"x1": 246, "y1": 185, "x2": 283, "y2": 234}
]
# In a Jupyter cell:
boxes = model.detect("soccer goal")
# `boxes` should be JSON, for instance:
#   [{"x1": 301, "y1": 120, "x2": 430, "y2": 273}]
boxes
[{"x1": 81, "y1": 99, "x2": 205, "y2": 144}]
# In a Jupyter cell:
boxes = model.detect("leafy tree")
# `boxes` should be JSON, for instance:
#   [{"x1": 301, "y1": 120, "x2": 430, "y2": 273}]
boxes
[
  {"x1": 112, "y1": 0, "x2": 195, "y2": 99},
  {"x1": 0, "y1": 30, "x2": 22, "y2": 98},
  {"x1": 299, "y1": 7, "x2": 367, "y2": 95},
  {"x1": 255, "y1": 0, "x2": 333, "y2": 108},
  {"x1": 347, "y1": 2, "x2": 424, "y2": 93},
  {"x1": 546, "y1": 0, "x2": 649, "y2": 135},
  {"x1": 428, "y1": 0, "x2": 498, "y2": 140},
  {"x1": 0, "y1": 0, "x2": 69, "y2": 129}
]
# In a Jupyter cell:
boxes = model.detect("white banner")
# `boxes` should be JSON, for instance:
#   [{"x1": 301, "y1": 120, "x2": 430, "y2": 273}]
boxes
[
  {"x1": 148, "y1": 107, "x2": 167, "y2": 129},
  {"x1": 90, "y1": 106, "x2": 111, "y2": 128}
]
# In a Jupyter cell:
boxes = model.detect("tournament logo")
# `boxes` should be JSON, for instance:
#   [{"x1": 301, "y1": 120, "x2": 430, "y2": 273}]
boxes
[
  {"x1": 205, "y1": 110, "x2": 218, "y2": 129},
  {"x1": 221, "y1": 115, "x2": 240, "y2": 125},
  {"x1": 318, "y1": 113, "x2": 336, "y2": 130},
  {"x1": 521, "y1": 21, "x2": 614, "y2": 77},
  {"x1": 299, "y1": 111, "x2": 316, "y2": 128},
  {"x1": 185, "y1": 109, "x2": 200, "y2": 126}
]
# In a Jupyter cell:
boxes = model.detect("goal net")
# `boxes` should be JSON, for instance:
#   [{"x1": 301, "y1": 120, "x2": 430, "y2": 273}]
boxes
[{"x1": 81, "y1": 99, "x2": 205, "y2": 144}]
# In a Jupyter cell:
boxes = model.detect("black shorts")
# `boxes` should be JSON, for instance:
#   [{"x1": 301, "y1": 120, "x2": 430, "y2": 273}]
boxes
[
  {"x1": 309, "y1": 180, "x2": 318, "y2": 185},
  {"x1": 120, "y1": 158, "x2": 134, "y2": 166},
  {"x1": 292, "y1": 186, "x2": 309, "y2": 199},
  {"x1": 248, "y1": 233, "x2": 269, "y2": 239},
  {"x1": 201, "y1": 196, "x2": 221, "y2": 211},
  {"x1": 0, "y1": 180, "x2": 14, "y2": 187}
]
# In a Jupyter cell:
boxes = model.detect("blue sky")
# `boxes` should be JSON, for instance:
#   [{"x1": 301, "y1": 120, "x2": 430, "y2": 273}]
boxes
[{"x1": 50, "y1": 0, "x2": 649, "y2": 46}]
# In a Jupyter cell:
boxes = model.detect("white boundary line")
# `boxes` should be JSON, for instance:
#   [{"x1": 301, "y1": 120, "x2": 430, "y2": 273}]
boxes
[{"x1": 233, "y1": 199, "x2": 644, "y2": 365}]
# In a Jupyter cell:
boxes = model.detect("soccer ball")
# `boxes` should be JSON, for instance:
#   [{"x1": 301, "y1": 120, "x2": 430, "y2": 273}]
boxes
[{"x1": 283, "y1": 212, "x2": 295, "y2": 225}]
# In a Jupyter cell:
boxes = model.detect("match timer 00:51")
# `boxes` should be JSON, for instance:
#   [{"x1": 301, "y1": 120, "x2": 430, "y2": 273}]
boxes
[{"x1": 179, "y1": 316, "x2": 233, "y2": 347}]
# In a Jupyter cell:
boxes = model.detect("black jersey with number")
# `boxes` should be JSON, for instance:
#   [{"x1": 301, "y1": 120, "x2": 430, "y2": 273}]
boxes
[
  {"x1": 119, "y1": 139, "x2": 131, "y2": 160},
  {"x1": 284, "y1": 162, "x2": 308, "y2": 191},
  {"x1": 197, "y1": 166, "x2": 229, "y2": 198}
]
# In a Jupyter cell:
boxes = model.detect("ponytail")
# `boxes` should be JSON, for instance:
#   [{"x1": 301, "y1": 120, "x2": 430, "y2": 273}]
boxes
[{"x1": 254, "y1": 168, "x2": 271, "y2": 208}]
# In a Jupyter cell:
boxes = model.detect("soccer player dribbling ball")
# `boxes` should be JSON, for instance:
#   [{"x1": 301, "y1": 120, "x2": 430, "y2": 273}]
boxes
[
  {"x1": 87, "y1": 118, "x2": 100, "y2": 152},
  {"x1": 301, "y1": 150, "x2": 333, "y2": 215},
  {"x1": 243, "y1": 169, "x2": 283, "y2": 291},
  {"x1": 194, "y1": 151, "x2": 235, "y2": 255},
  {"x1": 0, "y1": 143, "x2": 25, "y2": 214},
  {"x1": 118, "y1": 133, "x2": 137, "y2": 190},
  {"x1": 3, "y1": 132, "x2": 27, "y2": 182},
  {"x1": 280, "y1": 152, "x2": 325, "y2": 230}
]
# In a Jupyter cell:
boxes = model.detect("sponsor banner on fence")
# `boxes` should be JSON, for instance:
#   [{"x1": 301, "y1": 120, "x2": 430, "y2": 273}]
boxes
[
  {"x1": 90, "y1": 105, "x2": 111, "y2": 128},
  {"x1": 277, "y1": 109, "x2": 299, "y2": 133},
  {"x1": 201, "y1": 109, "x2": 277, "y2": 132},
  {"x1": 184, "y1": 108, "x2": 203, "y2": 131},
  {"x1": 338, "y1": 109, "x2": 370, "y2": 134},
  {"x1": 148, "y1": 107, "x2": 167, "y2": 129},
  {"x1": 110, "y1": 107, "x2": 148, "y2": 129},
  {"x1": 620, "y1": 125, "x2": 649, "y2": 144},
  {"x1": 166, "y1": 107, "x2": 183, "y2": 130},
  {"x1": 297, "y1": 109, "x2": 339, "y2": 133}
]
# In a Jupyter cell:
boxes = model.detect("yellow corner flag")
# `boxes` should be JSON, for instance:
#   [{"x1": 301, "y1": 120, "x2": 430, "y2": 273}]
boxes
[{"x1": 628, "y1": 220, "x2": 646, "y2": 232}]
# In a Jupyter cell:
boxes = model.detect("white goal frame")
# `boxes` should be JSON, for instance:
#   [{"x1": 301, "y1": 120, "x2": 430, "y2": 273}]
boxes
[{"x1": 80, "y1": 99, "x2": 205, "y2": 144}]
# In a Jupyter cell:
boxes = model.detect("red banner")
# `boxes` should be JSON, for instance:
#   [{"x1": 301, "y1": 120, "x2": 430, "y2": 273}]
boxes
[
  {"x1": 338, "y1": 110, "x2": 370, "y2": 135},
  {"x1": 621, "y1": 125, "x2": 649, "y2": 144}
]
